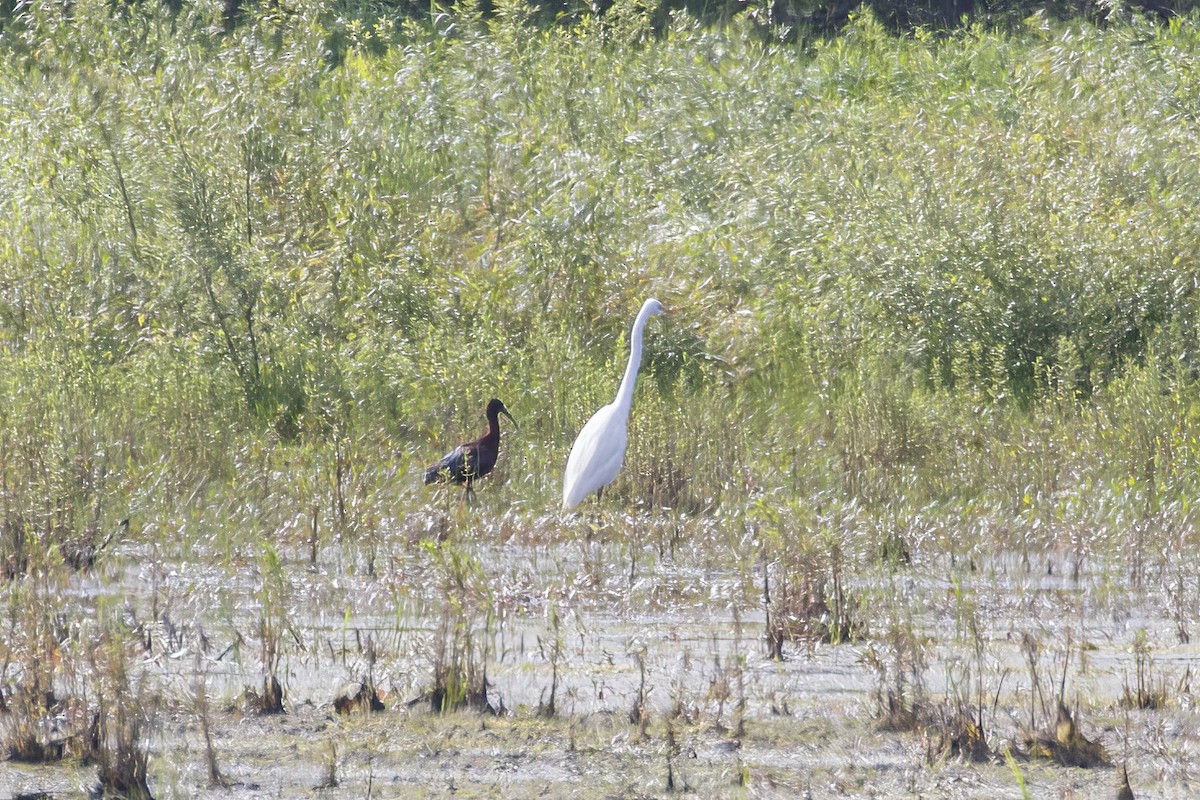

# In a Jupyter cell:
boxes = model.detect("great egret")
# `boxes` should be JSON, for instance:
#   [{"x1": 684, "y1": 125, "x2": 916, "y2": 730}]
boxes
[
  {"x1": 424, "y1": 398, "x2": 516, "y2": 501},
  {"x1": 562, "y1": 298, "x2": 666, "y2": 510}
]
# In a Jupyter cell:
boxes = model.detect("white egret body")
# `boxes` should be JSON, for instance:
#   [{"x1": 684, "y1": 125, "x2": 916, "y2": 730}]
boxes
[{"x1": 562, "y1": 298, "x2": 666, "y2": 510}]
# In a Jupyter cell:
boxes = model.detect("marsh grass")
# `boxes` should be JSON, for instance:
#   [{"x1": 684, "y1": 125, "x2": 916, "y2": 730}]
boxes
[
  {"x1": 755, "y1": 498, "x2": 865, "y2": 656},
  {"x1": 1120, "y1": 628, "x2": 1172, "y2": 711},
  {"x1": 930, "y1": 629, "x2": 1001, "y2": 764},
  {"x1": 424, "y1": 541, "x2": 501, "y2": 714},
  {"x1": 88, "y1": 622, "x2": 157, "y2": 799},
  {"x1": 1, "y1": 4, "x2": 1198, "y2": 551},
  {"x1": 251, "y1": 543, "x2": 291, "y2": 714},
  {"x1": 862, "y1": 604, "x2": 928, "y2": 735},
  {"x1": 192, "y1": 659, "x2": 229, "y2": 789},
  {"x1": 0, "y1": 570, "x2": 76, "y2": 764},
  {"x1": 536, "y1": 603, "x2": 564, "y2": 718}
]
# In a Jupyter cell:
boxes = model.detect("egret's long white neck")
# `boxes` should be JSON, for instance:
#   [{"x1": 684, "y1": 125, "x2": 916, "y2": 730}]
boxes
[{"x1": 613, "y1": 304, "x2": 655, "y2": 415}]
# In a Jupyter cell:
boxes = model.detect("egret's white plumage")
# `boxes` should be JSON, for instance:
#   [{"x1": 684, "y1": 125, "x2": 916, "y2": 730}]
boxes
[{"x1": 562, "y1": 298, "x2": 666, "y2": 510}]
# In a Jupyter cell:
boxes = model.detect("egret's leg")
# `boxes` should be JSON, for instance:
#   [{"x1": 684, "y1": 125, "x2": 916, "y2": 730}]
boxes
[{"x1": 584, "y1": 486, "x2": 604, "y2": 536}]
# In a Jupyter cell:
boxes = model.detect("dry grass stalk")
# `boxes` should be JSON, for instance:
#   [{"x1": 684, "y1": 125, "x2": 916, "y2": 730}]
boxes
[{"x1": 1117, "y1": 764, "x2": 1135, "y2": 800}]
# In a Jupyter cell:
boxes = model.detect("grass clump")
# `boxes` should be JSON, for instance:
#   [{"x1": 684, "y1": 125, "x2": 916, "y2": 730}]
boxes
[
  {"x1": 422, "y1": 542, "x2": 501, "y2": 715},
  {"x1": 755, "y1": 497, "x2": 865, "y2": 659},
  {"x1": 1120, "y1": 628, "x2": 1174, "y2": 711},
  {"x1": 248, "y1": 542, "x2": 291, "y2": 715},
  {"x1": 87, "y1": 618, "x2": 157, "y2": 800},
  {"x1": 0, "y1": 572, "x2": 74, "y2": 764}
]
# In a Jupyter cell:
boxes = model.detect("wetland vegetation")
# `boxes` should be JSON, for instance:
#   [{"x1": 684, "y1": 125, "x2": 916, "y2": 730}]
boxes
[{"x1": 2, "y1": 0, "x2": 1200, "y2": 796}]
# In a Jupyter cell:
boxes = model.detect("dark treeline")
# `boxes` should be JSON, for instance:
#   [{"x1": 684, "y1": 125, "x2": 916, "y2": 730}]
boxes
[
  {"x1": 229, "y1": 0, "x2": 1197, "y2": 33},
  {"x1": 3, "y1": 0, "x2": 1195, "y2": 36}
]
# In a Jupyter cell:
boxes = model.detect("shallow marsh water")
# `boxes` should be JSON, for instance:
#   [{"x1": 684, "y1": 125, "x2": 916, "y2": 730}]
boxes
[{"x1": 2, "y1": 508, "x2": 1198, "y2": 799}]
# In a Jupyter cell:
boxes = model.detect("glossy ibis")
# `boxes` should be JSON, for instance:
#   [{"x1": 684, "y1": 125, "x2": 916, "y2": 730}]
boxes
[
  {"x1": 424, "y1": 398, "x2": 516, "y2": 502},
  {"x1": 562, "y1": 298, "x2": 666, "y2": 510}
]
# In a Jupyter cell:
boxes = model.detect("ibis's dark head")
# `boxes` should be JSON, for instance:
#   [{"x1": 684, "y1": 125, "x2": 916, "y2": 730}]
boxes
[{"x1": 487, "y1": 398, "x2": 516, "y2": 428}]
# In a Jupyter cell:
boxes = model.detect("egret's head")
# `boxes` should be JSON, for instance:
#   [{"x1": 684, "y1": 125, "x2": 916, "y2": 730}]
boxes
[
  {"x1": 487, "y1": 398, "x2": 517, "y2": 426},
  {"x1": 642, "y1": 298, "x2": 667, "y2": 317}
]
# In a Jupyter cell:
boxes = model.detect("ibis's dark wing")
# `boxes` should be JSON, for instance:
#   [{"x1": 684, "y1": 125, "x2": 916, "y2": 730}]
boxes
[
  {"x1": 474, "y1": 440, "x2": 500, "y2": 479},
  {"x1": 423, "y1": 443, "x2": 480, "y2": 485}
]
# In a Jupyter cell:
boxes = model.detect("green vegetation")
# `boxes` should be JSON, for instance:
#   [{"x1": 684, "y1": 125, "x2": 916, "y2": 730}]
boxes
[
  {"x1": 3, "y1": 2, "x2": 1200, "y2": 532},
  {"x1": 1, "y1": 1, "x2": 1199, "y2": 795}
]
